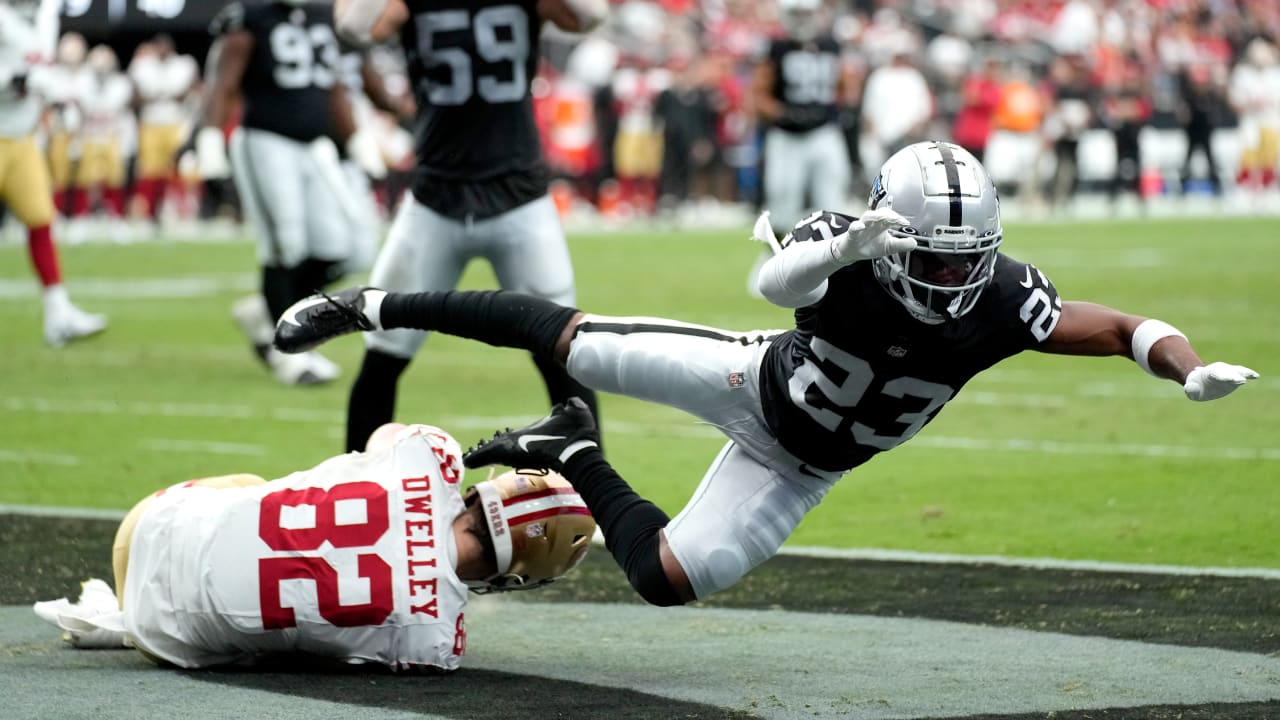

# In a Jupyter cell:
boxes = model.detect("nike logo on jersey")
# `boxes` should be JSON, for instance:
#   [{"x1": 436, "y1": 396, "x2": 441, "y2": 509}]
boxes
[
  {"x1": 1019, "y1": 267, "x2": 1033, "y2": 288},
  {"x1": 517, "y1": 434, "x2": 566, "y2": 452},
  {"x1": 279, "y1": 295, "x2": 333, "y2": 327},
  {"x1": 828, "y1": 215, "x2": 845, "y2": 229}
]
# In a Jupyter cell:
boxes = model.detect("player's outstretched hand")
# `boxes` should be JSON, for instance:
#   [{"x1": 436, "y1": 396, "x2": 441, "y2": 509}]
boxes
[
  {"x1": 1183, "y1": 362, "x2": 1260, "y2": 401},
  {"x1": 830, "y1": 207, "x2": 915, "y2": 264},
  {"x1": 273, "y1": 287, "x2": 386, "y2": 354}
]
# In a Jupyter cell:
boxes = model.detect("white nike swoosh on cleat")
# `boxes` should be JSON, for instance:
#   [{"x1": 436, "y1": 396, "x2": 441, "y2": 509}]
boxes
[
  {"x1": 279, "y1": 296, "x2": 337, "y2": 328},
  {"x1": 516, "y1": 434, "x2": 566, "y2": 451}
]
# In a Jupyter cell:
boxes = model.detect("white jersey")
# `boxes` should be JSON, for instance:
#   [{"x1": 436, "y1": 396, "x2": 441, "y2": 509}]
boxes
[
  {"x1": 0, "y1": 0, "x2": 58, "y2": 137},
  {"x1": 129, "y1": 53, "x2": 197, "y2": 126},
  {"x1": 122, "y1": 430, "x2": 471, "y2": 670},
  {"x1": 76, "y1": 71, "x2": 133, "y2": 142}
]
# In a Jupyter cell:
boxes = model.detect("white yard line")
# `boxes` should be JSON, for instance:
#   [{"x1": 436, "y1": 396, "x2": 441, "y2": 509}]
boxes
[
  {"x1": 136, "y1": 439, "x2": 266, "y2": 456},
  {"x1": 0, "y1": 449, "x2": 80, "y2": 466}
]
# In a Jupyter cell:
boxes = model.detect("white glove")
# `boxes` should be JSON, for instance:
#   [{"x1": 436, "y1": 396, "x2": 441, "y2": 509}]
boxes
[
  {"x1": 195, "y1": 126, "x2": 231, "y2": 180},
  {"x1": 829, "y1": 207, "x2": 916, "y2": 264},
  {"x1": 1183, "y1": 362, "x2": 1260, "y2": 402},
  {"x1": 32, "y1": 578, "x2": 132, "y2": 649},
  {"x1": 750, "y1": 211, "x2": 784, "y2": 254},
  {"x1": 346, "y1": 130, "x2": 387, "y2": 180}
]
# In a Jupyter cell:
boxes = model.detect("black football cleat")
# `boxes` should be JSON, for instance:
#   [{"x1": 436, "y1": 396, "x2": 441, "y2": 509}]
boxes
[
  {"x1": 274, "y1": 287, "x2": 379, "y2": 354},
  {"x1": 464, "y1": 397, "x2": 601, "y2": 471}
]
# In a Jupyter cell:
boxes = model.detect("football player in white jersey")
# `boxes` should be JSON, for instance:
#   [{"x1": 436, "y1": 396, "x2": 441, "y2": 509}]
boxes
[
  {"x1": 127, "y1": 34, "x2": 198, "y2": 228},
  {"x1": 0, "y1": 0, "x2": 108, "y2": 346},
  {"x1": 275, "y1": 141, "x2": 1259, "y2": 608},
  {"x1": 34, "y1": 423, "x2": 595, "y2": 670},
  {"x1": 72, "y1": 45, "x2": 134, "y2": 223}
]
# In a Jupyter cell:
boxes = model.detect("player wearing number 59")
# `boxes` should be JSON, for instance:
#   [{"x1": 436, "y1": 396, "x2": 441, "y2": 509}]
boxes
[
  {"x1": 32, "y1": 423, "x2": 596, "y2": 670},
  {"x1": 330, "y1": 0, "x2": 608, "y2": 455},
  {"x1": 274, "y1": 141, "x2": 1259, "y2": 607}
]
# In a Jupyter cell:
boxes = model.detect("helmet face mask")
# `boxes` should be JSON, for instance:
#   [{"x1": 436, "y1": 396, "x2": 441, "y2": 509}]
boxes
[
  {"x1": 463, "y1": 469, "x2": 595, "y2": 594},
  {"x1": 868, "y1": 141, "x2": 1003, "y2": 324}
]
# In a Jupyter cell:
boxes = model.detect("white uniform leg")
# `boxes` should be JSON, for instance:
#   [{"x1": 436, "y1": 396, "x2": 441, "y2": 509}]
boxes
[
  {"x1": 339, "y1": 161, "x2": 381, "y2": 275},
  {"x1": 229, "y1": 128, "x2": 309, "y2": 268},
  {"x1": 807, "y1": 125, "x2": 851, "y2": 212},
  {"x1": 302, "y1": 145, "x2": 358, "y2": 264},
  {"x1": 363, "y1": 195, "x2": 469, "y2": 359},
  {"x1": 764, "y1": 128, "x2": 807, "y2": 231},
  {"x1": 565, "y1": 317, "x2": 843, "y2": 598},
  {"x1": 482, "y1": 195, "x2": 576, "y2": 305},
  {"x1": 665, "y1": 441, "x2": 832, "y2": 599}
]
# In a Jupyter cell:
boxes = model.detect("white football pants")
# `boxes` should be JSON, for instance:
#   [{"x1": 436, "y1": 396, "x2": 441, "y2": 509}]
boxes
[
  {"x1": 365, "y1": 193, "x2": 576, "y2": 359},
  {"x1": 566, "y1": 316, "x2": 844, "y2": 600},
  {"x1": 763, "y1": 123, "x2": 852, "y2": 232},
  {"x1": 229, "y1": 127, "x2": 351, "y2": 269}
]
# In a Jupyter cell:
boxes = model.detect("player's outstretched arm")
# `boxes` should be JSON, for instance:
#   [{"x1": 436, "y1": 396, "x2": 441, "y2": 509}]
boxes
[
  {"x1": 1038, "y1": 301, "x2": 1259, "y2": 401},
  {"x1": 755, "y1": 209, "x2": 914, "y2": 308}
]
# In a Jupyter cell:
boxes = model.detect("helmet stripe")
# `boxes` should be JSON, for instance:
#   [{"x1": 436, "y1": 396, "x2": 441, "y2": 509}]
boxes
[
  {"x1": 936, "y1": 142, "x2": 963, "y2": 227},
  {"x1": 501, "y1": 485, "x2": 578, "y2": 506},
  {"x1": 506, "y1": 505, "x2": 593, "y2": 528}
]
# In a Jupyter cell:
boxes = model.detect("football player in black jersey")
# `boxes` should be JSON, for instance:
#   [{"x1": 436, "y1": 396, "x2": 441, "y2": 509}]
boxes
[
  {"x1": 747, "y1": 0, "x2": 853, "y2": 298},
  {"x1": 196, "y1": 0, "x2": 361, "y2": 385},
  {"x1": 329, "y1": 0, "x2": 608, "y2": 453},
  {"x1": 273, "y1": 141, "x2": 1259, "y2": 607}
]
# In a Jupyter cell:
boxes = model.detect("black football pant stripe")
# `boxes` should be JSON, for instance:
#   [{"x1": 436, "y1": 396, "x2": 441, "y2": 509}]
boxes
[{"x1": 577, "y1": 321, "x2": 779, "y2": 347}]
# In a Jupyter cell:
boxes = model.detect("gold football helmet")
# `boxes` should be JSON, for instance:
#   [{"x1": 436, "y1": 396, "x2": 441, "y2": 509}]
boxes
[{"x1": 464, "y1": 469, "x2": 595, "y2": 593}]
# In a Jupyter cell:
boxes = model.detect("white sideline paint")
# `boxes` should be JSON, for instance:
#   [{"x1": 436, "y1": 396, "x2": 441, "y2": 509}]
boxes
[
  {"x1": 3, "y1": 501, "x2": 1274, "y2": 582},
  {"x1": 779, "y1": 546, "x2": 1280, "y2": 580},
  {"x1": 0, "y1": 449, "x2": 80, "y2": 466},
  {"x1": 136, "y1": 439, "x2": 266, "y2": 456},
  {"x1": 0, "y1": 275, "x2": 256, "y2": 300}
]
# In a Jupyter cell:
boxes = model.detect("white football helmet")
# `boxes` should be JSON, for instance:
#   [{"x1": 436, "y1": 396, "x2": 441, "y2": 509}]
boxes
[
  {"x1": 464, "y1": 469, "x2": 595, "y2": 593},
  {"x1": 868, "y1": 141, "x2": 1003, "y2": 324},
  {"x1": 778, "y1": 0, "x2": 823, "y2": 43}
]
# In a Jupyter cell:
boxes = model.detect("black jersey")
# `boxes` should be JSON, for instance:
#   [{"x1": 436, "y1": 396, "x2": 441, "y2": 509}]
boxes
[
  {"x1": 400, "y1": 0, "x2": 548, "y2": 220},
  {"x1": 766, "y1": 36, "x2": 841, "y2": 133},
  {"x1": 212, "y1": 2, "x2": 341, "y2": 142},
  {"x1": 758, "y1": 211, "x2": 1063, "y2": 472}
]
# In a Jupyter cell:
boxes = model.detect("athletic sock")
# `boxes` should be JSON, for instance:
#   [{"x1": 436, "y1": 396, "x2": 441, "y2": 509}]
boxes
[
  {"x1": 346, "y1": 350, "x2": 410, "y2": 453},
  {"x1": 27, "y1": 225, "x2": 62, "y2": 287},
  {"x1": 561, "y1": 448, "x2": 683, "y2": 606},
  {"x1": 380, "y1": 290, "x2": 578, "y2": 359}
]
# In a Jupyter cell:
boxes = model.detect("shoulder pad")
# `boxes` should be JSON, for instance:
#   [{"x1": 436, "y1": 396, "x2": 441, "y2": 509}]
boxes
[
  {"x1": 210, "y1": 2, "x2": 247, "y2": 36},
  {"x1": 782, "y1": 210, "x2": 857, "y2": 248}
]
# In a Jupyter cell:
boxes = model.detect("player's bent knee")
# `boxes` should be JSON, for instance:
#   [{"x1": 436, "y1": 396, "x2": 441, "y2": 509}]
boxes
[{"x1": 626, "y1": 535, "x2": 690, "y2": 607}]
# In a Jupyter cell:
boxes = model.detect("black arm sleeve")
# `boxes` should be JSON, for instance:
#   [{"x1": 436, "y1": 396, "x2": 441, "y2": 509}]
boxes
[{"x1": 561, "y1": 450, "x2": 686, "y2": 607}]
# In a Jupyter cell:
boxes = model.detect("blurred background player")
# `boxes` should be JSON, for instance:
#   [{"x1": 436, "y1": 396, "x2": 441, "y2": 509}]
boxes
[
  {"x1": 128, "y1": 34, "x2": 198, "y2": 231},
  {"x1": 745, "y1": 0, "x2": 852, "y2": 296},
  {"x1": 0, "y1": 0, "x2": 107, "y2": 346},
  {"x1": 33, "y1": 423, "x2": 596, "y2": 670},
  {"x1": 37, "y1": 32, "x2": 88, "y2": 229},
  {"x1": 70, "y1": 45, "x2": 134, "y2": 235},
  {"x1": 199, "y1": 0, "x2": 363, "y2": 386},
  {"x1": 333, "y1": 0, "x2": 607, "y2": 453}
]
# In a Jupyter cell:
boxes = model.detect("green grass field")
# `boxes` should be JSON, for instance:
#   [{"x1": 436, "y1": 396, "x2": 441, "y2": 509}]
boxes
[{"x1": 1, "y1": 216, "x2": 1276, "y2": 568}]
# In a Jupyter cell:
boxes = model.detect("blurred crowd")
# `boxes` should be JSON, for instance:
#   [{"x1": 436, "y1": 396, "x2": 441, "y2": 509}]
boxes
[{"x1": 8, "y1": 0, "x2": 1280, "y2": 242}]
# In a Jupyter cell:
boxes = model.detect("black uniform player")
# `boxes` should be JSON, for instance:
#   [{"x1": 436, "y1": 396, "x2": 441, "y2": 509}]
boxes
[
  {"x1": 332, "y1": 0, "x2": 608, "y2": 453},
  {"x1": 273, "y1": 141, "x2": 1258, "y2": 609},
  {"x1": 746, "y1": 0, "x2": 852, "y2": 299},
  {"x1": 200, "y1": 0, "x2": 357, "y2": 385}
]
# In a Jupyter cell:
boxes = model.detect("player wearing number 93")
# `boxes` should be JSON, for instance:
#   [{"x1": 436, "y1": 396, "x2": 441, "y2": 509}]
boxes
[
  {"x1": 273, "y1": 141, "x2": 1260, "y2": 608},
  {"x1": 32, "y1": 424, "x2": 596, "y2": 671}
]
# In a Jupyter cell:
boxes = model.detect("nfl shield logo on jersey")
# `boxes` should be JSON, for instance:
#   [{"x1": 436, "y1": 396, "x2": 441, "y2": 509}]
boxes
[{"x1": 728, "y1": 372, "x2": 746, "y2": 388}]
